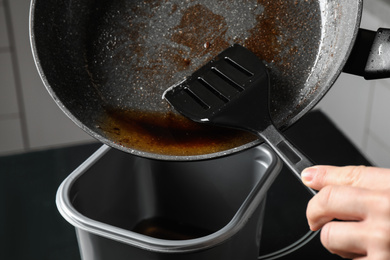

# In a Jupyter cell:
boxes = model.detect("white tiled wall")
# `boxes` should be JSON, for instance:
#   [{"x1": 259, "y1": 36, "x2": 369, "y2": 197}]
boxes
[
  {"x1": 0, "y1": 0, "x2": 25, "y2": 154},
  {"x1": 0, "y1": 0, "x2": 93, "y2": 156},
  {"x1": 316, "y1": 0, "x2": 390, "y2": 167},
  {"x1": 0, "y1": 1, "x2": 8, "y2": 48},
  {"x1": 1, "y1": 0, "x2": 390, "y2": 168}
]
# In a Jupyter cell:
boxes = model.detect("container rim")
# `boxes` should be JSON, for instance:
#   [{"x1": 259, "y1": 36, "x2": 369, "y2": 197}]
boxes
[{"x1": 56, "y1": 144, "x2": 282, "y2": 253}]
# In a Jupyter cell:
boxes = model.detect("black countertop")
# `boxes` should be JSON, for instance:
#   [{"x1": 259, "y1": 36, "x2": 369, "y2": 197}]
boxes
[{"x1": 0, "y1": 110, "x2": 371, "y2": 260}]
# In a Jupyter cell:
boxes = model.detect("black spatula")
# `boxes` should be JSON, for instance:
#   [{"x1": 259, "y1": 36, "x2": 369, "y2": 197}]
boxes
[{"x1": 164, "y1": 44, "x2": 316, "y2": 195}]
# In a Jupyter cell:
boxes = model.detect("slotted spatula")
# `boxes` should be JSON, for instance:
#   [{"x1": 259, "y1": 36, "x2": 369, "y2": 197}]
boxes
[{"x1": 164, "y1": 44, "x2": 316, "y2": 195}]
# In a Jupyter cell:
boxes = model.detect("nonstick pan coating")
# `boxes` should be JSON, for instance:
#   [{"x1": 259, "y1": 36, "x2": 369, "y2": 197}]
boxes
[{"x1": 30, "y1": 0, "x2": 362, "y2": 160}]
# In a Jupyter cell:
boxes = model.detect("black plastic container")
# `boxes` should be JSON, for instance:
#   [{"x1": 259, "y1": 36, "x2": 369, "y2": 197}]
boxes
[{"x1": 56, "y1": 144, "x2": 282, "y2": 260}]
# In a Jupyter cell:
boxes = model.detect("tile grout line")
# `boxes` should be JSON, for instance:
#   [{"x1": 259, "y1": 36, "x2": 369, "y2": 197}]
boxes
[
  {"x1": 0, "y1": 46, "x2": 11, "y2": 53},
  {"x1": 0, "y1": 1, "x2": 8, "y2": 54},
  {"x1": 370, "y1": 81, "x2": 390, "y2": 156},
  {"x1": 362, "y1": 81, "x2": 376, "y2": 152},
  {"x1": 3, "y1": 0, "x2": 30, "y2": 150},
  {"x1": 0, "y1": 113, "x2": 20, "y2": 120}
]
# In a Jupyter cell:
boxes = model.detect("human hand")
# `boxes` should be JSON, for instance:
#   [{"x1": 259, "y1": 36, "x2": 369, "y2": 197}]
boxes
[{"x1": 302, "y1": 165, "x2": 390, "y2": 260}]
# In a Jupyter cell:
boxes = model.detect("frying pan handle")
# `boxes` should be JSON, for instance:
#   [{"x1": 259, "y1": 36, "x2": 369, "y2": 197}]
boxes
[
  {"x1": 260, "y1": 125, "x2": 317, "y2": 196},
  {"x1": 343, "y1": 28, "x2": 390, "y2": 80}
]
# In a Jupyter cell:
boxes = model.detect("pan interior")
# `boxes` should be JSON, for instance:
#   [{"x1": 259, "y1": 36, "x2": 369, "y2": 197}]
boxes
[
  {"x1": 87, "y1": 0, "x2": 322, "y2": 157},
  {"x1": 31, "y1": 0, "x2": 360, "y2": 159},
  {"x1": 86, "y1": 1, "x2": 322, "y2": 113}
]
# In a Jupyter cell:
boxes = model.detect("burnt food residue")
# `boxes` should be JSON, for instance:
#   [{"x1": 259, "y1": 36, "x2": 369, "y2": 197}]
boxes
[{"x1": 87, "y1": 0, "x2": 322, "y2": 156}]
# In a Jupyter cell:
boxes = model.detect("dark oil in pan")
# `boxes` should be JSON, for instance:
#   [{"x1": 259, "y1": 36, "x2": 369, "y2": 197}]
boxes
[
  {"x1": 99, "y1": 108, "x2": 257, "y2": 156},
  {"x1": 132, "y1": 217, "x2": 213, "y2": 240}
]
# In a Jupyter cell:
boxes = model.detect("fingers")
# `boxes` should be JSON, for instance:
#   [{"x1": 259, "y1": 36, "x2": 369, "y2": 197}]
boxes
[
  {"x1": 307, "y1": 184, "x2": 390, "y2": 259},
  {"x1": 307, "y1": 185, "x2": 368, "y2": 230},
  {"x1": 317, "y1": 213, "x2": 390, "y2": 260},
  {"x1": 302, "y1": 165, "x2": 390, "y2": 259},
  {"x1": 301, "y1": 165, "x2": 390, "y2": 191},
  {"x1": 320, "y1": 221, "x2": 366, "y2": 259}
]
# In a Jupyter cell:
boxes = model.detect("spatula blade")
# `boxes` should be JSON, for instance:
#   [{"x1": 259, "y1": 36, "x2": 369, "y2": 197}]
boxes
[{"x1": 163, "y1": 44, "x2": 268, "y2": 122}]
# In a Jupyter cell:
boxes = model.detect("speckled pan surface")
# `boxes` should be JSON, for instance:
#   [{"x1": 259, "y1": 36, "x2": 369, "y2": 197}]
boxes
[{"x1": 30, "y1": 0, "x2": 362, "y2": 160}]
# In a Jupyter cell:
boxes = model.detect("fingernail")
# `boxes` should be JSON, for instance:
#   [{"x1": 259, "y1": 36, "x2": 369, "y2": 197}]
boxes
[{"x1": 301, "y1": 167, "x2": 317, "y2": 183}]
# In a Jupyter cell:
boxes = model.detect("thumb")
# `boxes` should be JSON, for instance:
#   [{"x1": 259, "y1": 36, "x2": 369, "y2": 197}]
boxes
[{"x1": 301, "y1": 165, "x2": 390, "y2": 191}]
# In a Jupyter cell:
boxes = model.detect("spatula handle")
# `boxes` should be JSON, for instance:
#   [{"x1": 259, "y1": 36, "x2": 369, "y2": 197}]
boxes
[{"x1": 259, "y1": 124, "x2": 317, "y2": 196}]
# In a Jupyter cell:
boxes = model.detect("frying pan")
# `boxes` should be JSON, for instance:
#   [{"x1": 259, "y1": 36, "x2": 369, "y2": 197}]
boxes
[{"x1": 30, "y1": 0, "x2": 390, "y2": 160}]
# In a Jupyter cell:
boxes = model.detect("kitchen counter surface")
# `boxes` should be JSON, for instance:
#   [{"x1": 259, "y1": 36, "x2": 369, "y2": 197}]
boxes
[{"x1": 0, "y1": 110, "x2": 371, "y2": 260}]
